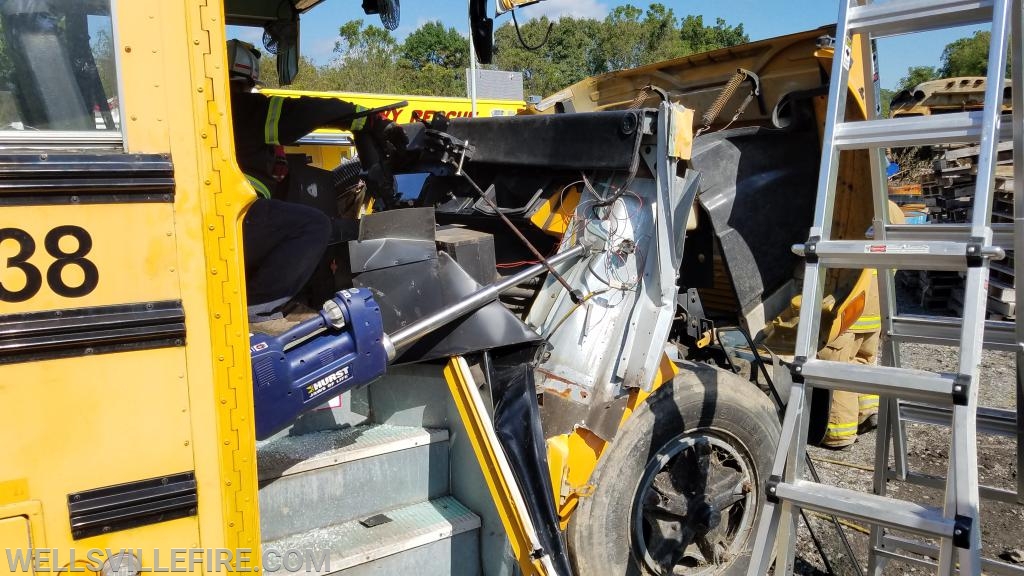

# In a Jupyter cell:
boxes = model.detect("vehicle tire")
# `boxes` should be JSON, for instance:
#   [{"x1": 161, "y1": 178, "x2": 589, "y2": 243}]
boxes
[{"x1": 567, "y1": 361, "x2": 780, "y2": 576}]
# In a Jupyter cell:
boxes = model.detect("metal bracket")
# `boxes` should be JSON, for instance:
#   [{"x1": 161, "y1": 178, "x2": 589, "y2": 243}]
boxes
[
  {"x1": 790, "y1": 356, "x2": 808, "y2": 384},
  {"x1": 966, "y1": 237, "x2": 985, "y2": 268},
  {"x1": 679, "y1": 288, "x2": 715, "y2": 347},
  {"x1": 803, "y1": 236, "x2": 821, "y2": 264},
  {"x1": 953, "y1": 514, "x2": 973, "y2": 549},
  {"x1": 766, "y1": 475, "x2": 782, "y2": 504},
  {"x1": 952, "y1": 373, "x2": 971, "y2": 406}
]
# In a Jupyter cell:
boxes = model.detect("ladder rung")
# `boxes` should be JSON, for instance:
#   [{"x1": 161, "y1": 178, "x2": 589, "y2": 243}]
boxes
[
  {"x1": 834, "y1": 110, "x2": 1013, "y2": 149},
  {"x1": 899, "y1": 401, "x2": 1018, "y2": 438},
  {"x1": 848, "y1": 0, "x2": 994, "y2": 37},
  {"x1": 889, "y1": 315, "x2": 1018, "y2": 352},
  {"x1": 798, "y1": 359, "x2": 963, "y2": 405},
  {"x1": 797, "y1": 240, "x2": 1002, "y2": 270},
  {"x1": 887, "y1": 470, "x2": 1019, "y2": 505},
  {"x1": 880, "y1": 535, "x2": 1024, "y2": 575},
  {"x1": 771, "y1": 480, "x2": 958, "y2": 541},
  {"x1": 886, "y1": 223, "x2": 1015, "y2": 252}
]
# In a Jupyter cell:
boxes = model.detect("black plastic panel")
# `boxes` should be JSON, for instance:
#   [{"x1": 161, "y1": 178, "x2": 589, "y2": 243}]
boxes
[
  {"x1": 68, "y1": 472, "x2": 197, "y2": 540},
  {"x1": 446, "y1": 111, "x2": 649, "y2": 170},
  {"x1": 691, "y1": 125, "x2": 819, "y2": 315}
]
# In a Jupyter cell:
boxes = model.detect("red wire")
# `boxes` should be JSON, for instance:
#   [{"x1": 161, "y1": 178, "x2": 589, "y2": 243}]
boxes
[{"x1": 496, "y1": 260, "x2": 540, "y2": 269}]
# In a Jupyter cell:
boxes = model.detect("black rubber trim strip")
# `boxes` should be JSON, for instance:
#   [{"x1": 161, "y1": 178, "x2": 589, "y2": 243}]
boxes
[
  {"x1": 0, "y1": 152, "x2": 174, "y2": 205},
  {"x1": 68, "y1": 472, "x2": 197, "y2": 540},
  {"x1": 0, "y1": 300, "x2": 185, "y2": 365}
]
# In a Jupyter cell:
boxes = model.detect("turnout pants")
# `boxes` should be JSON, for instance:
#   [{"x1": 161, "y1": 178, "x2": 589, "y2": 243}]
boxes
[
  {"x1": 819, "y1": 330, "x2": 881, "y2": 448},
  {"x1": 243, "y1": 198, "x2": 331, "y2": 321}
]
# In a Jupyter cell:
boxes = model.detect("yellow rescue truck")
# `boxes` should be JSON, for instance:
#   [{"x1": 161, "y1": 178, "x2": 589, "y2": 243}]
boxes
[
  {"x1": 264, "y1": 89, "x2": 524, "y2": 170},
  {"x1": 0, "y1": 2, "x2": 879, "y2": 575}
]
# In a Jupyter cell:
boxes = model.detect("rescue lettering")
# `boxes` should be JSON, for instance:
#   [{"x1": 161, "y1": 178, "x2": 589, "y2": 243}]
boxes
[{"x1": 409, "y1": 109, "x2": 476, "y2": 121}]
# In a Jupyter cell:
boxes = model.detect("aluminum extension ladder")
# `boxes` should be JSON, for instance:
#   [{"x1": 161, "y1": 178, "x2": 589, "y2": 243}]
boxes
[{"x1": 747, "y1": 1, "x2": 1023, "y2": 575}]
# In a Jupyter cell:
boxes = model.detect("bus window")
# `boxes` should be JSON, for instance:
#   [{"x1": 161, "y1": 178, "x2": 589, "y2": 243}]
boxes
[{"x1": 0, "y1": 0, "x2": 120, "y2": 142}]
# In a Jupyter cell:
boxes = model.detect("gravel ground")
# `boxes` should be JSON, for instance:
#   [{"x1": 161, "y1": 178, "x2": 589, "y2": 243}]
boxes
[{"x1": 789, "y1": 338, "x2": 1022, "y2": 575}]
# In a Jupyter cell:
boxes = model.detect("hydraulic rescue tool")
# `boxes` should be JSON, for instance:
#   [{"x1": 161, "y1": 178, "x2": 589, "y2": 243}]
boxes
[{"x1": 249, "y1": 244, "x2": 586, "y2": 439}]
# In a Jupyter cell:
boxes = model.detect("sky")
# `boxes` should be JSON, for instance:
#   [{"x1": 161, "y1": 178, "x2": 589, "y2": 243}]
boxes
[{"x1": 230, "y1": 0, "x2": 986, "y2": 91}]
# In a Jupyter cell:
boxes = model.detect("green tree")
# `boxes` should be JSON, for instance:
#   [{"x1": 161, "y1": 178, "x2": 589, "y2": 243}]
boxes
[
  {"x1": 938, "y1": 30, "x2": 1006, "y2": 78},
  {"x1": 493, "y1": 16, "x2": 601, "y2": 96},
  {"x1": 492, "y1": 5, "x2": 747, "y2": 97},
  {"x1": 396, "y1": 21, "x2": 468, "y2": 97},
  {"x1": 897, "y1": 65, "x2": 938, "y2": 91},
  {"x1": 678, "y1": 15, "x2": 747, "y2": 55},
  {"x1": 329, "y1": 20, "x2": 402, "y2": 94},
  {"x1": 401, "y1": 21, "x2": 468, "y2": 70},
  {"x1": 594, "y1": 4, "x2": 685, "y2": 72},
  {"x1": 880, "y1": 87, "x2": 895, "y2": 117}
]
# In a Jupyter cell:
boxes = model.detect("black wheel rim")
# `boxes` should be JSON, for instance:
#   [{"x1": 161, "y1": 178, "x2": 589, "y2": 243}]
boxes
[{"x1": 631, "y1": 430, "x2": 757, "y2": 575}]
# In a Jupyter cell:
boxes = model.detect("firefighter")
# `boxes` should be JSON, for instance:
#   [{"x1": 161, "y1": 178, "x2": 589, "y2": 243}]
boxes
[
  {"x1": 226, "y1": 39, "x2": 406, "y2": 331},
  {"x1": 820, "y1": 203, "x2": 906, "y2": 448},
  {"x1": 818, "y1": 268, "x2": 882, "y2": 448}
]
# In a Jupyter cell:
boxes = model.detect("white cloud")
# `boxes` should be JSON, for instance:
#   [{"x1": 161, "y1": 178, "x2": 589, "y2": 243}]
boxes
[{"x1": 519, "y1": 0, "x2": 609, "y2": 21}]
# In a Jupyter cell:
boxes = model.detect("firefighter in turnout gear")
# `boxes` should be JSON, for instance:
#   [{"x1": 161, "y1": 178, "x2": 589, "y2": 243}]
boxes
[
  {"x1": 226, "y1": 39, "x2": 406, "y2": 329},
  {"x1": 818, "y1": 268, "x2": 882, "y2": 448},
  {"x1": 765, "y1": 202, "x2": 905, "y2": 448},
  {"x1": 819, "y1": 203, "x2": 906, "y2": 448}
]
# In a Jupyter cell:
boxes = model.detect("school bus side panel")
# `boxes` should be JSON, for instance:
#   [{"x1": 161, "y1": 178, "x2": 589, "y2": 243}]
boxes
[{"x1": 0, "y1": 0, "x2": 261, "y2": 570}]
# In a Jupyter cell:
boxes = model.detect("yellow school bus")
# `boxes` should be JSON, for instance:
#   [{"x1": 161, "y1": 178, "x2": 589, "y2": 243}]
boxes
[{"x1": 0, "y1": 2, "x2": 880, "y2": 576}]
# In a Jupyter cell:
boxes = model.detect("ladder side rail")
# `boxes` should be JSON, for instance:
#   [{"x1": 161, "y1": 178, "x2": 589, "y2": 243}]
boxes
[
  {"x1": 1013, "y1": 0, "x2": 1024, "y2": 507},
  {"x1": 854, "y1": 16, "x2": 912, "y2": 574},
  {"x1": 746, "y1": 2, "x2": 857, "y2": 573},
  {"x1": 945, "y1": 2, "x2": 1015, "y2": 573},
  {"x1": 746, "y1": 380, "x2": 809, "y2": 576}
]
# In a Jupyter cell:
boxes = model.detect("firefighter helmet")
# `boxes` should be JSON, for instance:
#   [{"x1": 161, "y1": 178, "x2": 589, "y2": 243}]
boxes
[{"x1": 227, "y1": 39, "x2": 261, "y2": 85}]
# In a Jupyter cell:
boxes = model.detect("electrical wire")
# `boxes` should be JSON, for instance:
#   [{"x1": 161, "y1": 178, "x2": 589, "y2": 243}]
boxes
[
  {"x1": 510, "y1": 8, "x2": 552, "y2": 51},
  {"x1": 544, "y1": 289, "x2": 609, "y2": 342}
]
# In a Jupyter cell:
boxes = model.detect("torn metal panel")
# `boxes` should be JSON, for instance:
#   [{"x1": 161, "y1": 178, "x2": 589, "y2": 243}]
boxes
[{"x1": 529, "y1": 103, "x2": 697, "y2": 440}]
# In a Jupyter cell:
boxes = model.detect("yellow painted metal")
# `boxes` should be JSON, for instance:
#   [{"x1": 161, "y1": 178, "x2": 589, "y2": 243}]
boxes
[
  {"x1": 290, "y1": 142, "x2": 352, "y2": 172},
  {"x1": 0, "y1": 348, "x2": 200, "y2": 563},
  {"x1": 548, "y1": 354, "x2": 680, "y2": 528},
  {"x1": 0, "y1": 204, "x2": 180, "y2": 315},
  {"x1": 0, "y1": 479, "x2": 30, "y2": 508},
  {"x1": 529, "y1": 185, "x2": 581, "y2": 237},
  {"x1": 443, "y1": 357, "x2": 546, "y2": 576},
  {"x1": 669, "y1": 106, "x2": 695, "y2": 160},
  {"x1": 534, "y1": 29, "x2": 828, "y2": 124},
  {"x1": 0, "y1": 1, "x2": 261, "y2": 572},
  {"x1": 0, "y1": 515, "x2": 34, "y2": 576},
  {"x1": 176, "y1": 0, "x2": 262, "y2": 567}
]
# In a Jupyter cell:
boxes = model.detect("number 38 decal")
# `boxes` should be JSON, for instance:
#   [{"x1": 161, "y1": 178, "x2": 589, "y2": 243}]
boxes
[{"x1": 0, "y1": 226, "x2": 99, "y2": 303}]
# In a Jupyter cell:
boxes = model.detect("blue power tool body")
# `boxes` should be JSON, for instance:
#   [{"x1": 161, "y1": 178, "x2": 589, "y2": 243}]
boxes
[{"x1": 250, "y1": 288, "x2": 387, "y2": 439}]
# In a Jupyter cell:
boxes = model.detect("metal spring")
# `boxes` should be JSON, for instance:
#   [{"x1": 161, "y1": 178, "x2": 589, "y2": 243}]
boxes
[{"x1": 701, "y1": 70, "x2": 747, "y2": 128}]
